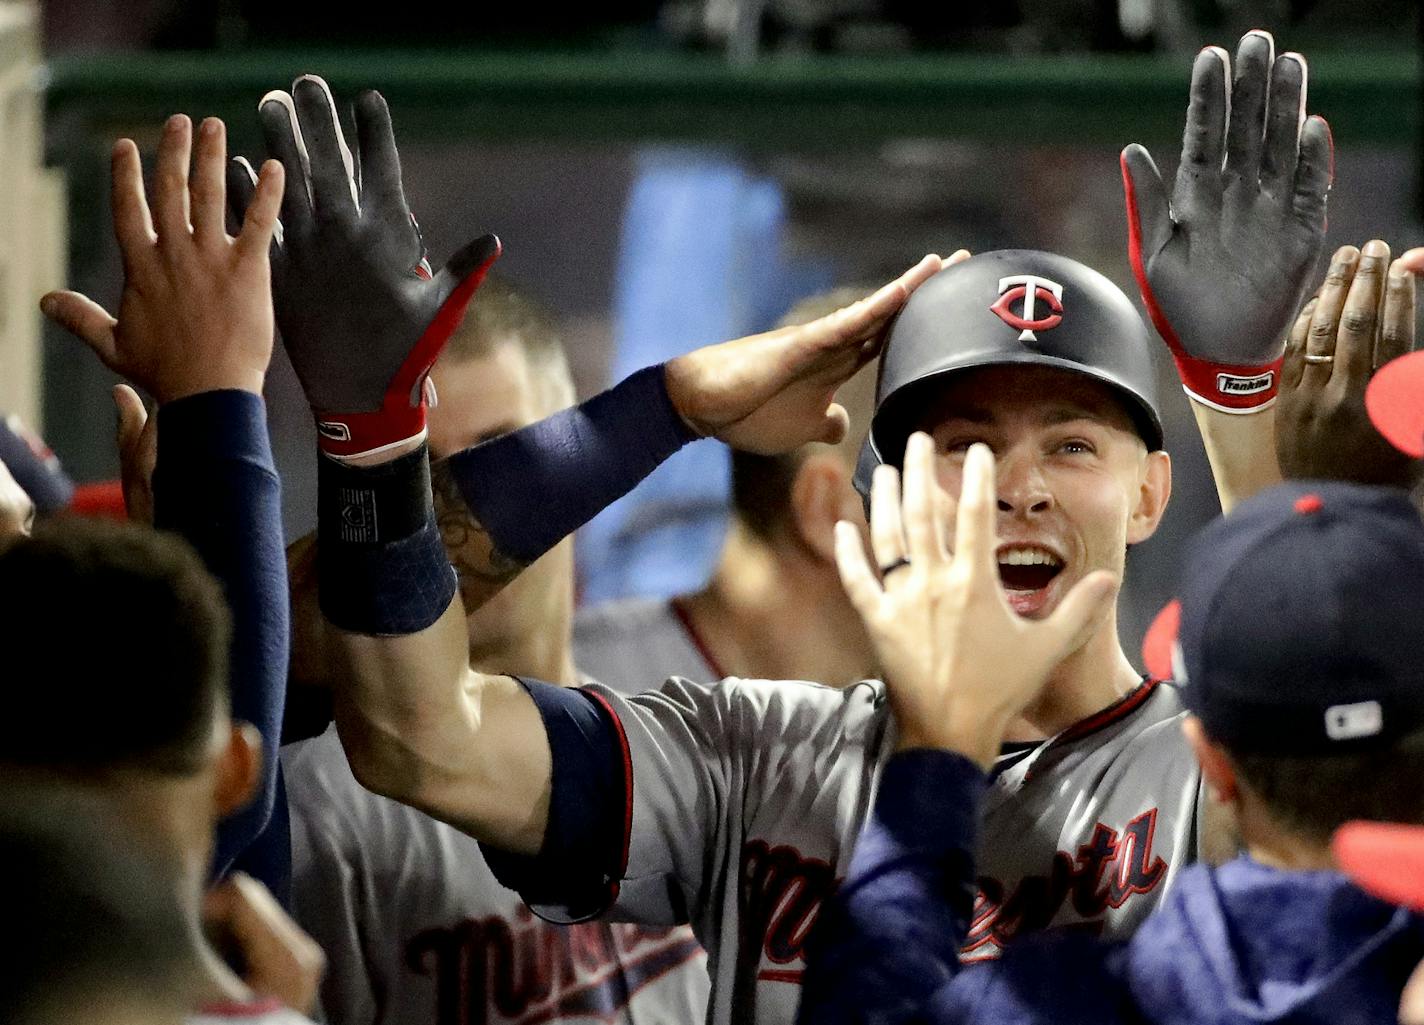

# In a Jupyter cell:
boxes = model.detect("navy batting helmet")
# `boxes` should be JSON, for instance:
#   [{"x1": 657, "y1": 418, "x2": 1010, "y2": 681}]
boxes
[{"x1": 854, "y1": 249, "x2": 1164, "y2": 497}]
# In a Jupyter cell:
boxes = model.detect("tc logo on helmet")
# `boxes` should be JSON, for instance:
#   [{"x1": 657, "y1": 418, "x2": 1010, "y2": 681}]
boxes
[{"x1": 990, "y1": 275, "x2": 1065, "y2": 342}]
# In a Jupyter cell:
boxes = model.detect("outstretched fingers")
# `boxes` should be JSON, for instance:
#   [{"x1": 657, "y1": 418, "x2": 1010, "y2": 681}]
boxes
[
  {"x1": 190, "y1": 117, "x2": 229, "y2": 246},
  {"x1": 235, "y1": 159, "x2": 286, "y2": 260},
  {"x1": 1259, "y1": 52, "x2": 1307, "y2": 197},
  {"x1": 951, "y1": 443, "x2": 998, "y2": 581},
  {"x1": 1224, "y1": 30, "x2": 1275, "y2": 184},
  {"x1": 1291, "y1": 115, "x2": 1332, "y2": 229},
  {"x1": 109, "y1": 138, "x2": 155, "y2": 271},
  {"x1": 1376, "y1": 258, "x2": 1418, "y2": 371},
  {"x1": 835, "y1": 519, "x2": 884, "y2": 619},
  {"x1": 292, "y1": 75, "x2": 360, "y2": 222},
  {"x1": 259, "y1": 91, "x2": 315, "y2": 238},
  {"x1": 1171, "y1": 46, "x2": 1229, "y2": 215},
  {"x1": 1121, "y1": 144, "x2": 1173, "y2": 261},
  {"x1": 354, "y1": 89, "x2": 409, "y2": 227},
  {"x1": 152, "y1": 114, "x2": 194, "y2": 244},
  {"x1": 869, "y1": 463, "x2": 908, "y2": 579},
  {"x1": 901, "y1": 432, "x2": 947, "y2": 568},
  {"x1": 39, "y1": 291, "x2": 119, "y2": 368}
]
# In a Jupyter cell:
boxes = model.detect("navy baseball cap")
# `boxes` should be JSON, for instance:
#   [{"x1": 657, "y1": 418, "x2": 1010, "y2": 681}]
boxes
[{"x1": 1177, "y1": 481, "x2": 1424, "y2": 755}]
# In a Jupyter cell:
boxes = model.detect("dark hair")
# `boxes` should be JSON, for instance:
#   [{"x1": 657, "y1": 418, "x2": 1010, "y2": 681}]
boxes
[
  {"x1": 0, "y1": 519, "x2": 230, "y2": 775},
  {"x1": 730, "y1": 450, "x2": 811, "y2": 542},
  {"x1": 730, "y1": 287, "x2": 879, "y2": 539},
  {"x1": 441, "y1": 276, "x2": 573, "y2": 407},
  {"x1": 1230, "y1": 729, "x2": 1424, "y2": 845},
  {"x1": 0, "y1": 787, "x2": 200, "y2": 1025}
]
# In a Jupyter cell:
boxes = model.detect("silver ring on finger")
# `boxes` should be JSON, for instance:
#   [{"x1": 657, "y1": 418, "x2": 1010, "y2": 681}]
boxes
[
  {"x1": 880, "y1": 556, "x2": 912, "y2": 577},
  {"x1": 1303, "y1": 353, "x2": 1335, "y2": 365}
]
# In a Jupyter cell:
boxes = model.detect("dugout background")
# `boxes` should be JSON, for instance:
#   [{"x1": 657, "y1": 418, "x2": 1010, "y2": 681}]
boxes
[{"x1": 19, "y1": 0, "x2": 1423, "y2": 653}]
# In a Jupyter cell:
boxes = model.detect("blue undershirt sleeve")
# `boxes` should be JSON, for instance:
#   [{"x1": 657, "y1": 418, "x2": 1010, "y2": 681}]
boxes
[
  {"x1": 445, "y1": 365, "x2": 697, "y2": 566},
  {"x1": 153, "y1": 389, "x2": 289, "y2": 894},
  {"x1": 796, "y1": 749, "x2": 987, "y2": 1025}
]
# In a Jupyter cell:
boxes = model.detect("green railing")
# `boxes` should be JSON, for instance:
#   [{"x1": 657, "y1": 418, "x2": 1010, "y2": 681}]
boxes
[{"x1": 45, "y1": 48, "x2": 1417, "y2": 150}]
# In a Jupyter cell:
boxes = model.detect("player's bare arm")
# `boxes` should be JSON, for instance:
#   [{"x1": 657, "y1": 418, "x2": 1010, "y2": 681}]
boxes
[
  {"x1": 241, "y1": 74, "x2": 944, "y2": 851},
  {"x1": 834, "y1": 433, "x2": 1117, "y2": 767},
  {"x1": 1122, "y1": 31, "x2": 1330, "y2": 512}
]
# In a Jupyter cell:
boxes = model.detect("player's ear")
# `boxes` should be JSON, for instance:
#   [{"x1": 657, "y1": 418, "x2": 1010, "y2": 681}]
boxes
[
  {"x1": 1127, "y1": 449, "x2": 1172, "y2": 545},
  {"x1": 790, "y1": 454, "x2": 862, "y2": 565},
  {"x1": 1182, "y1": 715, "x2": 1238, "y2": 804},
  {"x1": 213, "y1": 721, "x2": 263, "y2": 819}
]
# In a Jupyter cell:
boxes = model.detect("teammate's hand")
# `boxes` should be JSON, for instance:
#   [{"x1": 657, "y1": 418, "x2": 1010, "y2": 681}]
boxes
[
  {"x1": 204, "y1": 872, "x2": 326, "y2": 1015},
  {"x1": 1122, "y1": 31, "x2": 1331, "y2": 413},
  {"x1": 113, "y1": 384, "x2": 157, "y2": 524},
  {"x1": 41, "y1": 116, "x2": 284, "y2": 404},
  {"x1": 664, "y1": 253, "x2": 949, "y2": 454},
  {"x1": 834, "y1": 433, "x2": 1117, "y2": 768},
  {"x1": 229, "y1": 76, "x2": 500, "y2": 461},
  {"x1": 1275, "y1": 242, "x2": 1424, "y2": 488},
  {"x1": 0, "y1": 458, "x2": 35, "y2": 544}
]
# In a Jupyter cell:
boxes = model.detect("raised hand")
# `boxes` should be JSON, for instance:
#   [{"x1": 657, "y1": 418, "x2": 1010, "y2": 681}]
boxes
[
  {"x1": 41, "y1": 116, "x2": 284, "y2": 403},
  {"x1": 204, "y1": 872, "x2": 326, "y2": 1015},
  {"x1": 228, "y1": 76, "x2": 500, "y2": 461},
  {"x1": 664, "y1": 253, "x2": 947, "y2": 454},
  {"x1": 1276, "y1": 241, "x2": 1422, "y2": 487},
  {"x1": 833, "y1": 433, "x2": 1117, "y2": 768},
  {"x1": 1122, "y1": 31, "x2": 1331, "y2": 413}
]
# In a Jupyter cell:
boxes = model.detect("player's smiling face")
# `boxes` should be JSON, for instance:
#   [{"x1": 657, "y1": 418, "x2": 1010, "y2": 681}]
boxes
[{"x1": 916, "y1": 365, "x2": 1172, "y2": 619}]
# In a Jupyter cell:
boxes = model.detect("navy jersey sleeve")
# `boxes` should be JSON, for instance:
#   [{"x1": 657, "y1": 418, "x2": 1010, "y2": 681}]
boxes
[
  {"x1": 153, "y1": 390, "x2": 289, "y2": 892},
  {"x1": 797, "y1": 749, "x2": 986, "y2": 1025}
]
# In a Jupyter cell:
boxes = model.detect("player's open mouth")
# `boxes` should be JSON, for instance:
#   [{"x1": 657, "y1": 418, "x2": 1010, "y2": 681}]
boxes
[{"x1": 996, "y1": 544, "x2": 1064, "y2": 615}]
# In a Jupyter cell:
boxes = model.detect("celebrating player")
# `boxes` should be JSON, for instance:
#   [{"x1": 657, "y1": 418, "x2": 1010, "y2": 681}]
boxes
[
  {"x1": 798, "y1": 441, "x2": 1424, "y2": 1025},
  {"x1": 282, "y1": 281, "x2": 711, "y2": 1025},
  {"x1": 25, "y1": 113, "x2": 320, "y2": 1022},
  {"x1": 233, "y1": 33, "x2": 1327, "y2": 1025}
]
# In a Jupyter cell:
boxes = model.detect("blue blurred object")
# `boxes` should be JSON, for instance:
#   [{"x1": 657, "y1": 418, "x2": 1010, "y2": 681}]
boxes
[{"x1": 577, "y1": 149, "x2": 819, "y2": 604}]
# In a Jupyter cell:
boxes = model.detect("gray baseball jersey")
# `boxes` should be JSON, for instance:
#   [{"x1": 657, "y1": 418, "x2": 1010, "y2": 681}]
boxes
[
  {"x1": 559, "y1": 674, "x2": 1200, "y2": 1025},
  {"x1": 573, "y1": 597, "x2": 719, "y2": 690},
  {"x1": 284, "y1": 726, "x2": 710, "y2": 1025}
]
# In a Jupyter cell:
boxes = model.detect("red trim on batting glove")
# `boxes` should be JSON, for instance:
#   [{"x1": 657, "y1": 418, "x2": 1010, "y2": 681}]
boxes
[{"x1": 1122, "y1": 153, "x2": 1281, "y2": 414}]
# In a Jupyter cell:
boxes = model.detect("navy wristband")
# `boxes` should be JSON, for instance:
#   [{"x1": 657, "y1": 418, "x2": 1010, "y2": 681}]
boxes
[
  {"x1": 446, "y1": 364, "x2": 698, "y2": 565},
  {"x1": 317, "y1": 445, "x2": 455, "y2": 635}
]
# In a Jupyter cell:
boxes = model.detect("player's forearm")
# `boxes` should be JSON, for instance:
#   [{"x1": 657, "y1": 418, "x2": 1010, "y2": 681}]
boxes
[
  {"x1": 314, "y1": 438, "x2": 552, "y2": 853},
  {"x1": 797, "y1": 750, "x2": 984, "y2": 1025},
  {"x1": 330, "y1": 610, "x2": 550, "y2": 855},
  {"x1": 439, "y1": 364, "x2": 696, "y2": 609},
  {"x1": 1190, "y1": 401, "x2": 1283, "y2": 514},
  {"x1": 152, "y1": 389, "x2": 288, "y2": 879}
]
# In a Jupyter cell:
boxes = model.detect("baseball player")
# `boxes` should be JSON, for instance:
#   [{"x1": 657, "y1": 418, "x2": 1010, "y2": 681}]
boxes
[
  {"x1": 31, "y1": 113, "x2": 318, "y2": 1021},
  {"x1": 282, "y1": 283, "x2": 711, "y2": 1025},
  {"x1": 797, "y1": 446, "x2": 1424, "y2": 1025},
  {"x1": 234, "y1": 34, "x2": 1328, "y2": 1025},
  {"x1": 574, "y1": 288, "x2": 885, "y2": 690}
]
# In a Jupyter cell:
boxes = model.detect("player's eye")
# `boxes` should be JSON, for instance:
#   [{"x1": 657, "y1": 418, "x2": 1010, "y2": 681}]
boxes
[
  {"x1": 1055, "y1": 438, "x2": 1096, "y2": 456},
  {"x1": 938, "y1": 437, "x2": 984, "y2": 456}
]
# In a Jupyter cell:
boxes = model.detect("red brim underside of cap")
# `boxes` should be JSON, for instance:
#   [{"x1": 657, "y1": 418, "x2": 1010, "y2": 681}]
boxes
[
  {"x1": 68, "y1": 480, "x2": 127, "y2": 520},
  {"x1": 1333, "y1": 821, "x2": 1424, "y2": 910},
  {"x1": 1366, "y1": 351, "x2": 1424, "y2": 459},
  {"x1": 1141, "y1": 599, "x2": 1180, "y2": 682}
]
